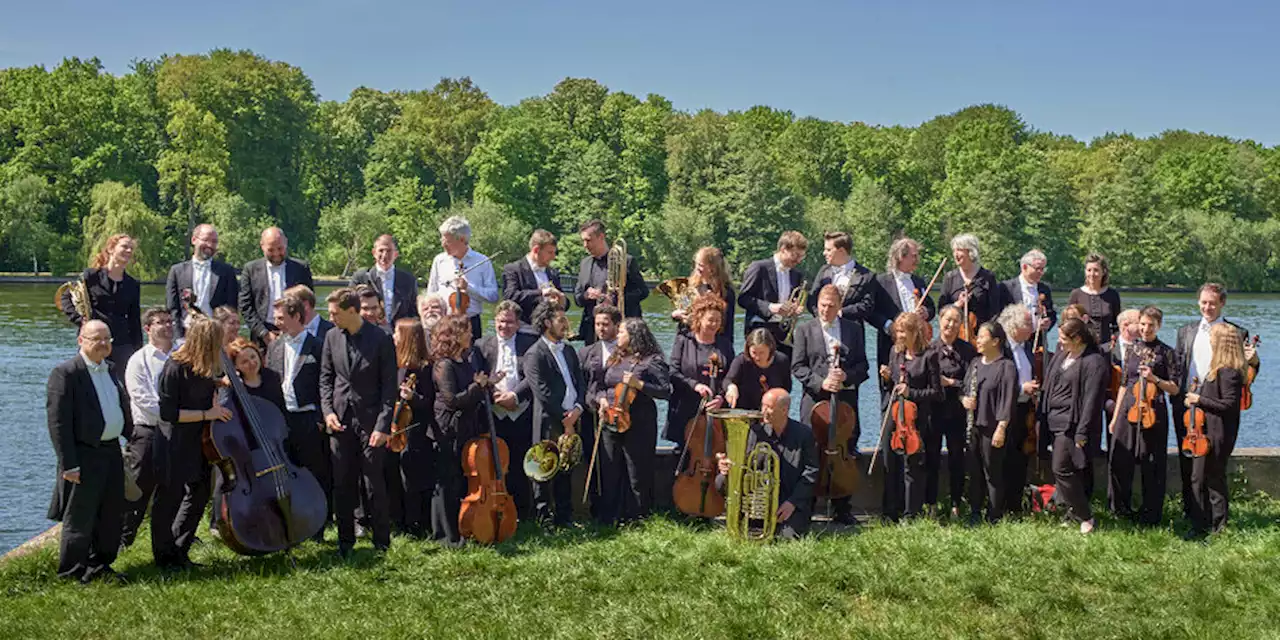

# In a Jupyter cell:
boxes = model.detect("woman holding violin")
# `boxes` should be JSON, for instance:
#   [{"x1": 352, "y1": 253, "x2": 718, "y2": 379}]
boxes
[
  {"x1": 666, "y1": 295, "x2": 728, "y2": 447},
  {"x1": 724, "y1": 329, "x2": 792, "y2": 411},
  {"x1": 671, "y1": 247, "x2": 736, "y2": 358},
  {"x1": 961, "y1": 322, "x2": 1018, "y2": 525},
  {"x1": 1109, "y1": 306, "x2": 1179, "y2": 526},
  {"x1": 1184, "y1": 323, "x2": 1248, "y2": 538},
  {"x1": 1039, "y1": 318, "x2": 1109, "y2": 534},
  {"x1": 60, "y1": 233, "x2": 144, "y2": 370},
  {"x1": 393, "y1": 317, "x2": 435, "y2": 538},
  {"x1": 938, "y1": 234, "x2": 1000, "y2": 339},
  {"x1": 591, "y1": 319, "x2": 671, "y2": 525},
  {"x1": 1068, "y1": 253, "x2": 1122, "y2": 349},
  {"x1": 926, "y1": 305, "x2": 977, "y2": 517},
  {"x1": 878, "y1": 311, "x2": 941, "y2": 521}
]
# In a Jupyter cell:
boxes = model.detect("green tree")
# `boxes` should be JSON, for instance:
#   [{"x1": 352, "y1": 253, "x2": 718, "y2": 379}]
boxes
[
  {"x1": 205, "y1": 193, "x2": 272, "y2": 268},
  {"x1": 396, "y1": 77, "x2": 496, "y2": 207},
  {"x1": 0, "y1": 171, "x2": 56, "y2": 273},
  {"x1": 156, "y1": 99, "x2": 229, "y2": 234},
  {"x1": 468, "y1": 102, "x2": 564, "y2": 232},
  {"x1": 314, "y1": 199, "x2": 389, "y2": 278},
  {"x1": 81, "y1": 181, "x2": 169, "y2": 279}
]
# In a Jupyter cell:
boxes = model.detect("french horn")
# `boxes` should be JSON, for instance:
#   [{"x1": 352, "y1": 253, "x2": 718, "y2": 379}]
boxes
[
  {"x1": 523, "y1": 432, "x2": 584, "y2": 483},
  {"x1": 55, "y1": 277, "x2": 92, "y2": 320},
  {"x1": 657, "y1": 277, "x2": 697, "y2": 319},
  {"x1": 716, "y1": 408, "x2": 778, "y2": 542}
]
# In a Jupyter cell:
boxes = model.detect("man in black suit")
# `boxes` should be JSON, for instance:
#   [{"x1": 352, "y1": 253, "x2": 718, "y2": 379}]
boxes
[
  {"x1": 470, "y1": 300, "x2": 538, "y2": 516},
  {"x1": 320, "y1": 288, "x2": 398, "y2": 557},
  {"x1": 284, "y1": 284, "x2": 333, "y2": 338},
  {"x1": 576, "y1": 304, "x2": 620, "y2": 517},
  {"x1": 239, "y1": 226, "x2": 315, "y2": 347},
  {"x1": 807, "y1": 231, "x2": 877, "y2": 324},
  {"x1": 573, "y1": 219, "x2": 648, "y2": 345},
  {"x1": 997, "y1": 249, "x2": 1056, "y2": 340},
  {"x1": 738, "y1": 230, "x2": 809, "y2": 357},
  {"x1": 503, "y1": 229, "x2": 569, "y2": 328},
  {"x1": 868, "y1": 237, "x2": 936, "y2": 393},
  {"x1": 166, "y1": 223, "x2": 239, "y2": 338},
  {"x1": 791, "y1": 286, "x2": 868, "y2": 524},
  {"x1": 46, "y1": 320, "x2": 133, "y2": 583},
  {"x1": 1171, "y1": 282, "x2": 1260, "y2": 520},
  {"x1": 266, "y1": 295, "x2": 330, "y2": 537},
  {"x1": 523, "y1": 300, "x2": 586, "y2": 527},
  {"x1": 997, "y1": 304, "x2": 1040, "y2": 514},
  {"x1": 350, "y1": 234, "x2": 419, "y2": 324}
]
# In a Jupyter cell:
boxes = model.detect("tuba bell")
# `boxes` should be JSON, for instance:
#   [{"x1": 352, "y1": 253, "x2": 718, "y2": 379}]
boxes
[
  {"x1": 778, "y1": 280, "x2": 808, "y2": 346},
  {"x1": 657, "y1": 277, "x2": 697, "y2": 320},
  {"x1": 55, "y1": 277, "x2": 92, "y2": 321},
  {"x1": 606, "y1": 238, "x2": 628, "y2": 307},
  {"x1": 716, "y1": 408, "x2": 778, "y2": 542}
]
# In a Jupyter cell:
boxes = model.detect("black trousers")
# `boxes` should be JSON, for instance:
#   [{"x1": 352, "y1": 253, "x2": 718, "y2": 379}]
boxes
[
  {"x1": 57, "y1": 444, "x2": 124, "y2": 580},
  {"x1": 597, "y1": 419, "x2": 656, "y2": 525},
  {"x1": 778, "y1": 507, "x2": 813, "y2": 540},
  {"x1": 1052, "y1": 433, "x2": 1094, "y2": 522},
  {"x1": 495, "y1": 412, "x2": 534, "y2": 518},
  {"x1": 1003, "y1": 403, "x2": 1032, "y2": 513},
  {"x1": 284, "y1": 410, "x2": 331, "y2": 516},
  {"x1": 882, "y1": 450, "x2": 925, "y2": 520},
  {"x1": 1109, "y1": 418, "x2": 1168, "y2": 524},
  {"x1": 929, "y1": 398, "x2": 967, "y2": 508},
  {"x1": 398, "y1": 425, "x2": 434, "y2": 535},
  {"x1": 429, "y1": 439, "x2": 465, "y2": 547},
  {"x1": 1190, "y1": 422, "x2": 1239, "y2": 533},
  {"x1": 469, "y1": 315, "x2": 483, "y2": 341},
  {"x1": 120, "y1": 424, "x2": 158, "y2": 547},
  {"x1": 967, "y1": 425, "x2": 1006, "y2": 522},
  {"x1": 150, "y1": 465, "x2": 210, "y2": 566},
  {"x1": 330, "y1": 427, "x2": 390, "y2": 548}
]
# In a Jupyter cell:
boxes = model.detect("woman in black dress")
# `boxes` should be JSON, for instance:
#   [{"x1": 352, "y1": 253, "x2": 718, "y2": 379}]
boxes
[
  {"x1": 666, "y1": 294, "x2": 728, "y2": 446},
  {"x1": 938, "y1": 233, "x2": 1001, "y2": 331},
  {"x1": 671, "y1": 246, "x2": 736, "y2": 358},
  {"x1": 927, "y1": 305, "x2": 977, "y2": 517},
  {"x1": 878, "y1": 311, "x2": 942, "y2": 521},
  {"x1": 394, "y1": 317, "x2": 435, "y2": 537},
  {"x1": 1067, "y1": 253, "x2": 1122, "y2": 349},
  {"x1": 724, "y1": 329, "x2": 792, "y2": 411},
  {"x1": 961, "y1": 322, "x2": 1018, "y2": 525},
  {"x1": 592, "y1": 318, "x2": 672, "y2": 524},
  {"x1": 1184, "y1": 323, "x2": 1248, "y2": 538},
  {"x1": 154, "y1": 315, "x2": 229, "y2": 568},
  {"x1": 1039, "y1": 318, "x2": 1109, "y2": 534},
  {"x1": 229, "y1": 338, "x2": 285, "y2": 413},
  {"x1": 61, "y1": 233, "x2": 143, "y2": 368}
]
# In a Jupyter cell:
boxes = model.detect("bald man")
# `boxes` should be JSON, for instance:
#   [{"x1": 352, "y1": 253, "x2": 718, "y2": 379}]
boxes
[
  {"x1": 240, "y1": 226, "x2": 315, "y2": 346},
  {"x1": 716, "y1": 388, "x2": 819, "y2": 540},
  {"x1": 166, "y1": 223, "x2": 239, "y2": 338}
]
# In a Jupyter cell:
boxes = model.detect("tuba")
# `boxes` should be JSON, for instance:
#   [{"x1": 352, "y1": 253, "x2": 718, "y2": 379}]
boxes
[
  {"x1": 55, "y1": 277, "x2": 92, "y2": 321},
  {"x1": 522, "y1": 432, "x2": 584, "y2": 483},
  {"x1": 657, "y1": 277, "x2": 697, "y2": 320},
  {"x1": 606, "y1": 238, "x2": 628, "y2": 307},
  {"x1": 778, "y1": 280, "x2": 808, "y2": 346},
  {"x1": 717, "y1": 408, "x2": 778, "y2": 542}
]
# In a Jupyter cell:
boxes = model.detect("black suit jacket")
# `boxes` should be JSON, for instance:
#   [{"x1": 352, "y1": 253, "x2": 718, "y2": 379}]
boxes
[
  {"x1": 939, "y1": 267, "x2": 1001, "y2": 326},
  {"x1": 996, "y1": 277, "x2": 1057, "y2": 332},
  {"x1": 523, "y1": 338, "x2": 586, "y2": 441},
  {"x1": 60, "y1": 268, "x2": 143, "y2": 350},
  {"x1": 791, "y1": 317, "x2": 870, "y2": 407},
  {"x1": 574, "y1": 253, "x2": 648, "y2": 344},
  {"x1": 1173, "y1": 319, "x2": 1253, "y2": 392},
  {"x1": 806, "y1": 262, "x2": 877, "y2": 323},
  {"x1": 502, "y1": 258, "x2": 568, "y2": 325},
  {"x1": 265, "y1": 331, "x2": 324, "y2": 411},
  {"x1": 738, "y1": 258, "x2": 806, "y2": 344},
  {"x1": 471, "y1": 332, "x2": 538, "y2": 414},
  {"x1": 319, "y1": 321, "x2": 398, "y2": 434},
  {"x1": 239, "y1": 257, "x2": 315, "y2": 342},
  {"x1": 350, "y1": 266, "x2": 419, "y2": 322},
  {"x1": 46, "y1": 356, "x2": 133, "y2": 519},
  {"x1": 868, "y1": 272, "x2": 936, "y2": 368},
  {"x1": 166, "y1": 259, "x2": 240, "y2": 338}
]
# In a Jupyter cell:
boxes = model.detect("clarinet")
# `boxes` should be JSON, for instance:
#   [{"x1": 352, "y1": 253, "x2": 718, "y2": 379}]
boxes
[{"x1": 965, "y1": 362, "x2": 979, "y2": 450}]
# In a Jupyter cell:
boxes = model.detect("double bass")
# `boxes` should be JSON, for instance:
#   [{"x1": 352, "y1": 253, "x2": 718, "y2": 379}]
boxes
[
  {"x1": 459, "y1": 391, "x2": 518, "y2": 544},
  {"x1": 810, "y1": 343, "x2": 859, "y2": 498},
  {"x1": 889, "y1": 362, "x2": 922, "y2": 456},
  {"x1": 1180, "y1": 376, "x2": 1210, "y2": 458},
  {"x1": 673, "y1": 352, "x2": 726, "y2": 517}
]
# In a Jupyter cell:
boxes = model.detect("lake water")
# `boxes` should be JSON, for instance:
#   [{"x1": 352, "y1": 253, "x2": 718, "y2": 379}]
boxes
[{"x1": 2, "y1": 283, "x2": 1274, "y2": 553}]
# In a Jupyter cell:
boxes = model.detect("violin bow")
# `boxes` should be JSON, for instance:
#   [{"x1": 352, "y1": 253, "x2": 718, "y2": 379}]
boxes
[{"x1": 914, "y1": 257, "x2": 948, "y2": 313}]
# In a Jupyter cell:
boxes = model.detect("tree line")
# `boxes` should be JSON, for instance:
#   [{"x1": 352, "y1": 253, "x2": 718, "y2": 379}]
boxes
[{"x1": 2, "y1": 49, "x2": 1279, "y2": 289}]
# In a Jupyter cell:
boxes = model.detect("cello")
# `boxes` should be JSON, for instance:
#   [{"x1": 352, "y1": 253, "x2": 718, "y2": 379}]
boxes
[
  {"x1": 1180, "y1": 376, "x2": 1210, "y2": 458},
  {"x1": 673, "y1": 352, "x2": 726, "y2": 517},
  {"x1": 810, "y1": 342, "x2": 859, "y2": 498},
  {"x1": 889, "y1": 362, "x2": 922, "y2": 456},
  {"x1": 1126, "y1": 349, "x2": 1158, "y2": 430},
  {"x1": 459, "y1": 390, "x2": 518, "y2": 544},
  {"x1": 1241, "y1": 336, "x2": 1260, "y2": 410}
]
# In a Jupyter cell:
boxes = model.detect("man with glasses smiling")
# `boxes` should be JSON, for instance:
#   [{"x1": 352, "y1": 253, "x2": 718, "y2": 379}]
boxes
[{"x1": 998, "y1": 249, "x2": 1056, "y2": 340}]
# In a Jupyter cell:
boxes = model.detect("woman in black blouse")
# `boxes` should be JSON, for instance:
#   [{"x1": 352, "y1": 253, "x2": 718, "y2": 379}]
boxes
[
  {"x1": 61, "y1": 233, "x2": 143, "y2": 368},
  {"x1": 229, "y1": 338, "x2": 285, "y2": 414},
  {"x1": 961, "y1": 322, "x2": 1018, "y2": 525},
  {"x1": 592, "y1": 318, "x2": 672, "y2": 524},
  {"x1": 1039, "y1": 318, "x2": 1108, "y2": 534},
  {"x1": 154, "y1": 316, "x2": 228, "y2": 568},
  {"x1": 671, "y1": 246, "x2": 736, "y2": 358},
  {"x1": 927, "y1": 305, "x2": 977, "y2": 517},
  {"x1": 666, "y1": 295, "x2": 728, "y2": 446},
  {"x1": 878, "y1": 312, "x2": 942, "y2": 521},
  {"x1": 938, "y1": 233, "x2": 1001, "y2": 330},
  {"x1": 724, "y1": 329, "x2": 792, "y2": 411},
  {"x1": 394, "y1": 317, "x2": 435, "y2": 538},
  {"x1": 1184, "y1": 323, "x2": 1248, "y2": 538},
  {"x1": 1067, "y1": 253, "x2": 1122, "y2": 349}
]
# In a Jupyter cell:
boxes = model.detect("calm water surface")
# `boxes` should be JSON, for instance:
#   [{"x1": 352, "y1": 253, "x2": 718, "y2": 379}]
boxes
[{"x1": 2, "y1": 283, "x2": 1275, "y2": 552}]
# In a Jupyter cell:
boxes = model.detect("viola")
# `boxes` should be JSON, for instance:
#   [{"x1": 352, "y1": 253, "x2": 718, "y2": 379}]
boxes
[
  {"x1": 1241, "y1": 336, "x2": 1260, "y2": 410},
  {"x1": 459, "y1": 391, "x2": 518, "y2": 544},
  {"x1": 957, "y1": 281, "x2": 979, "y2": 343},
  {"x1": 889, "y1": 362, "x2": 922, "y2": 456},
  {"x1": 673, "y1": 352, "x2": 726, "y2": 517},
  {"x1": 1126, "y1": 349, "x2": 1158, "y2": 430},
  {"x1": 387, "y1": 373, "x2": 417, "y2": 454},
  {"x1": 601, "y1": 360, "x2": 640, "y2": 433},
  {"x1": 1180, "y1": 376, "x2": 1210, "y2": 459},
  {"x1": 810, "y1": 342, "x2": 859, "y2": 498},
  {"x1": 448, "y1": 258, "x2": 470, "y2": 315}
]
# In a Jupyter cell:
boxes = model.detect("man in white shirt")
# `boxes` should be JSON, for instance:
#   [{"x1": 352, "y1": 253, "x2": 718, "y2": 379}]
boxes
[
  {"x1": 998, "y1": 249, "x2": 1056, "y2": 339},
  {"x1": 523, "y1": 300, "x2": 586, "y2": 527},
  {"x1": 869, "y1": 237, "x2": 936, "y2": 393},
  {"x1": 239, "y1": 226, "x2": 314, "y2": 346},
  {"x1": 350, "y1": 234, "x2": 419, "y2": 324},
  {"x1": 428, "y1": 216, "x2": 499, "y2": 341},
  {"x1": 165, "y1": 223, "x2": 239, "y2": 338},
  {"x1": 470, "y1": 301, "x2": 537, "y2": 515},
  {"x1": 120, "y1": 308, "x2": 174, "y2": 548}
]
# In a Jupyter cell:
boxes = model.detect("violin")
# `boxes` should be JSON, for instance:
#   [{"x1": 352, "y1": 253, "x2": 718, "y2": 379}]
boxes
[
  {"x1": 459, "y1": 390, "x2": 518, "y2": 544},
  {"x1": 889, "y1": 362, "x2": 922, "y2": 456},
  {"x1": 1241, "y1": 336, "x2": 1260, "y2": 410},
  {"x1": 811, "y1": 342, "x2": 859, "y2": 498},
  {"x1": 448, "y1": 258, "x2": 470, "y2": 315},
  {"x1": 387, "y1": 373, "x2": 417, "y2": 454},
  {"x1": 673, "y1": 352, "x2": 726, "y2": 518},
  {"x1": 957, "y1": 281, "x2": 979, "y2": 343},
  {"x1": 1180, "y1": 376, "x2": 1210, "y2": 459},
  {"x1": 1126, "y1": 349, "x2": 1158, "y2": 430},
  {"x1": 601, "y1": 359, "x2": 640, "y2": 433},
  {"x1": 1107, "y1": 338, "x2": 1124, "y2": 400}
]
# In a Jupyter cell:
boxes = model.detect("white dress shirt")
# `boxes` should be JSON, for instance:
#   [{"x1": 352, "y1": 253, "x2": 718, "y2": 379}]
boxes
[
  {"x1": 831, "y1": 260, "x2": 856, "y2": 296},
  {"x1": 1010, "y1": 341, "x2": 1033, "y2": 387},
  {"x1": 191, "y1": 257, "x2": 213, "y2": 314},
  {"x1": 266, "y1": 261, "x2": 287, "y2": 312},
  {"x1": 1189, "y1": 317, "x2": 1223, "y2": 382},
  {"x1": 304, "y1": 313, "x2": 322, "y2": 338},
  {"x1": 543, "y1": 337, "x2": 581, "y2": 414},
  {"x1": 888, "y1": 271, "x2": 916, "y2": 331},
  {"x1": 493, "y1": 335, "x2": 528, "y2": 419},
  {"x1": 527, "y1": 256, "x2": 551, "y2": 289},
  {"x1": 821, "y1": 320, "x2": 843, "y2": 355},
  {"x1": 375, "y1": 265, "x2": 396, "y2": 322},
  {"x1": 600, "y1": 340, "x2": 616, "y2": 365},
  {"x1": 281, "y1": 331, "x2": 315, "y2": 413},
  {"x1": 428, "y1": 249, "x2": 499, "y2": 317},
  {"x1": 772, "y1": 255, "x2": 792, "y2": 304},
  {"x1": 124, "y1": 343, "x2": 169, "y2": 426},
  {"x1": 82, "y1": 353, "x2": 125, "y2": 441}
]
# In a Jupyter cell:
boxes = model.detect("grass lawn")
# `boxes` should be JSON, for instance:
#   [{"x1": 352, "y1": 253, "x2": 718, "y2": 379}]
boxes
[{"x1": 3, "y1": 494, "x2": 1280, "y2": 639}]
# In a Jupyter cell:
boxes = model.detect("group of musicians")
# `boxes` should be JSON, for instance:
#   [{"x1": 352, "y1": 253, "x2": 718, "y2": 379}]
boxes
[{"x1": 47, "y1": 220, "x2": 1260, "y2": 583}]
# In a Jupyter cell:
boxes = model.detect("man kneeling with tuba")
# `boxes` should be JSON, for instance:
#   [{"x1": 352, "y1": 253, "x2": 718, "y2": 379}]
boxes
[{"x1": 715, "y1": 388, "x2": 819, "y2": 540}]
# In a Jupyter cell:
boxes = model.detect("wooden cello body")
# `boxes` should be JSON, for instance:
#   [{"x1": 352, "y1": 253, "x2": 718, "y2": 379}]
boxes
[
  {"x1": 459, "y1": 395, "x2": 518, "y2": 544},
  {"x1": 810, "y1": 344, "x2": 859, "y2": 498},
  {"x1": 673, "y1": 354, "x2": 726, "y2": 518}
]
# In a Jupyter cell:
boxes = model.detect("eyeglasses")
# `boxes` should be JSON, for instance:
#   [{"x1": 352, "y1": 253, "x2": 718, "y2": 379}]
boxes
[
  {"x1": 83, "y1": 336, "x2": 114, "y2": 344},
  {"x1": 150, "y1": 320, "x2": 175, "y2": 327}
]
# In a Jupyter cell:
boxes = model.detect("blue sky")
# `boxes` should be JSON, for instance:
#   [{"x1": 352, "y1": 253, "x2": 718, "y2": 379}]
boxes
[{"x1": 2, "y1": 0, "x2": 1277, "y2": 144}]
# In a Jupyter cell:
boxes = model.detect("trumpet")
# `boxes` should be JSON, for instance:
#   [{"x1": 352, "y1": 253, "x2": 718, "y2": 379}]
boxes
[
  {"x1": 522, "y1": 432, "x2": 584, "y2": 483},
  {"x1": 718, "y1": 408, "x2": 778, "y2": 542},
  {"x1": 55, "y1": 277, "x2": 92, "y2": 320},
  {"x1": 606, "y1": 238, "x2": 628, "y2": 307},
  {"x1": 657, "y1": 277, "x2": 697, "y2": 320},
  {"x1": 777, "y1": 281, "x2": 808, "y2": 346}
]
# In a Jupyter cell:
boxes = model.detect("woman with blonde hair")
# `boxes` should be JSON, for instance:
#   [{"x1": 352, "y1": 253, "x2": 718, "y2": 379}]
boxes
[
  {"x1": 1183, "y1": 323, "x2": 1248, "y2": 538},
  {"x1": 60, "y1": 233, "x2": 143, "y2": 367}
]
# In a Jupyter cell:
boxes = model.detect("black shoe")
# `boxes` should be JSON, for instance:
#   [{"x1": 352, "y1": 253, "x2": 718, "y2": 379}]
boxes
[
  {"x1": 373, "y1": 543, "x2": 390, "y2": 553},
  {"x1": 337, "y1": 545, "x2": 353, "y2": 559},
  {"x1": 967, "y1": 513, "x2": 982, "y2": 528},
  {"x1": 832, "y1": 511, "x2": 857, "y2": 526},
  {"x1": 1182, "y1": 528, "x2": 1209, "y2": 542}
]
